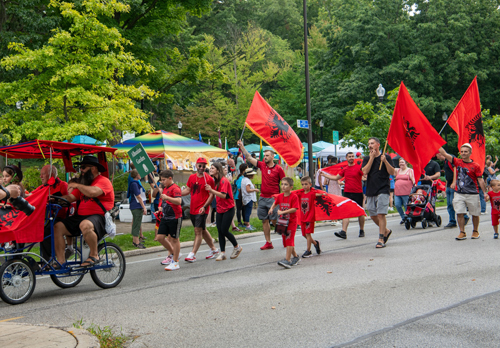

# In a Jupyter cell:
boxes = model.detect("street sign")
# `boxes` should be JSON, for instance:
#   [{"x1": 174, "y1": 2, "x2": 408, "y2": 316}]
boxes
[
  {"x1": 297, "y1": 120, "x2": 309, "y2": 129},
  {"x1": 128, "y1": 143, "x2": 155, "y2": 178},
  {"x1": 332, "y1": 131, "x2": 339, "y2": 145}
]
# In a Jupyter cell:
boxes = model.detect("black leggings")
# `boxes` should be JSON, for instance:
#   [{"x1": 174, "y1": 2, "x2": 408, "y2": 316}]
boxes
[
  {"x1": 216, "y1": 207, "x2": 237, "y2": 252},
  {"x1": 235, "y1": 198, "x2": 243, "y2": 224}
]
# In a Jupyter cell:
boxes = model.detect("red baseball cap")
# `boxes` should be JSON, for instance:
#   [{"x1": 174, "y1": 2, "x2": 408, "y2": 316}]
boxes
[
  {"x1": 356, "y1": 152, "x2": 361, "y2": 157},
  {"x1": 196, "y1": 157, "x2": 208, "y2": 164}
]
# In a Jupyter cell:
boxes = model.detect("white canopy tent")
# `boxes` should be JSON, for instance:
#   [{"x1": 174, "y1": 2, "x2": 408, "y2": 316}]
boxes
[{"x1": 316, "y1": 140, "x2": 365, "y2": 161}]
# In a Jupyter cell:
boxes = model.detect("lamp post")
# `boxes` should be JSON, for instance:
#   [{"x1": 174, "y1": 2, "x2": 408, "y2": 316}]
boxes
[
  {"x1": 303, "y1": 0, "x2": 314, "y2": 178},
  {"x1": 319, "y1": 119, "x2": 324, "y2": 141},
  {"x1": 376, "y1": 84, "x2": 386, "y2": 102},
  {"x1": 16, "y1": 101, "x2": 23, "y2": 109},
  {"x1": 442, "y1": 112, "x2": 448, "y2": 152},
  {"x1": 177, "y1": 121, "x2": 182, "y2": 135}
]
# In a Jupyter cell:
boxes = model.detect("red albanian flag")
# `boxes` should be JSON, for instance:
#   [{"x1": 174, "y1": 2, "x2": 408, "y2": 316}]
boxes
[
  {"x1": 314, "y1": 193, "x2": 366, "y2": 221},
  {"x1": 387, "y1": 82, "x2": 446, "y2": 178},
  {"x1": 0, "y1": 186, "x2": 49, "y2": 244},
  {"x1": 447, "y1": 77, "x2": 485, "y2": 167},
  {"x1": 245, "y1": 91, "x2": 304, "y2": 167},
  {"x1": 321, "y1": 159, "x2": 363, "y2": 175}
]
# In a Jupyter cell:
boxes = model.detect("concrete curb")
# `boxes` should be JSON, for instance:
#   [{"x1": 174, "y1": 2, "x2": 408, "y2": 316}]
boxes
[
  {"x1": 0, "y1": 322, "x2": 100, "y2": 348},
  {"x1": 123, "y1": 207, "x2": 447, "y2": 258}
]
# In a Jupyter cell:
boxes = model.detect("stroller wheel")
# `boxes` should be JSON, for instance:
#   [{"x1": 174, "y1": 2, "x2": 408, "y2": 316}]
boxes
[
  {"x1": 405, "y1": 220, "x2": 411, "y2": 230},
  {"x1": 421, "y1": 218, "x2": 427, "y2": 229},
  {"x1": 410, "y1": 219, "x2": 416, "y2": 228},
  {"x1": 435, "y1": 215, "x2": 442, "y2": 227}
]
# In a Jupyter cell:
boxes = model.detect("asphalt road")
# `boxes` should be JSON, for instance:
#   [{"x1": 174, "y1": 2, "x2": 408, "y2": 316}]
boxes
[{"x1": 2, "y1": 211, "x2": 500, "y2": 347}]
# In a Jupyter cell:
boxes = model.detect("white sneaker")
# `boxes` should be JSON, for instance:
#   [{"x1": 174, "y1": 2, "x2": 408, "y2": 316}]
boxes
[
  {"x1": 161, "y1": 255, "x2": 173, "y2": 265},
  {"x1": 165, "y1": 261, "x2": 179, "y2": 271},
  {"x1": 330, "y1": 221, "x2": 339, "y2": 226},
  {"x1": 185, "y1": 252, "x2": 196, "y2": 263},
  {"x1": 206, "y1": 248, "x2": 220, "y2": 259}
]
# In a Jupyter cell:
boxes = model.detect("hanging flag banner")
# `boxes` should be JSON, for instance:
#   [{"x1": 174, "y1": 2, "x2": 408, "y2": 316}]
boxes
[
  {"x1": 447, "y1": 77, "x2": 485, "y2": 166},
  {"x1": 245, "y1": 91, "x2": 304, "y2": 167},
  {"x1": 387, "y1": 82, "x2": 446, "y2": 178}
]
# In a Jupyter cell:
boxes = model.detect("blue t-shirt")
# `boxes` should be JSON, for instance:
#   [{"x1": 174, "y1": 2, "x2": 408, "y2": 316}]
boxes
[
  {"x1": 390, "y1": 175, "x2": 395, "y2": 190},
  {"x1": 153, "y1": 181, "x2": 161, "y2": 205},
  {"x1": 129, "y1": 181, "x2": 144, "y2": 210},
  {"x1": 234, "y1": 176, "x2": 243, "y2": 199}
]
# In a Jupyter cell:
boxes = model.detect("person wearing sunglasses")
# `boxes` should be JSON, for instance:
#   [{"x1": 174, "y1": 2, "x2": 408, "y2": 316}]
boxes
[
  {"x1": 53, "y1": 156, "x2": 114, "y2": 268},
  {"x1": 181, "y1": 158, "x2": 219, "y2": 262}
]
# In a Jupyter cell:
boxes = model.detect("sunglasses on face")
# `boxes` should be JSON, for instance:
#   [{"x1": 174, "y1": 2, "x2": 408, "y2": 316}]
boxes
[{"x1": 197, "y1": 164, "x2": 206, "y2": 168}]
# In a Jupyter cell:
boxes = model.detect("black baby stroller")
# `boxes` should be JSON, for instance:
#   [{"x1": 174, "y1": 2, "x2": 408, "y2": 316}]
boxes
[{"x1": 404, "y1": 183, "x2": 442, "y2": 229}]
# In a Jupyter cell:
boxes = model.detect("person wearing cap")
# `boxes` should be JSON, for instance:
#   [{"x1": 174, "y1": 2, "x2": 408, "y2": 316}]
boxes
[
  {"x1": 237, "y1": 139, "x2": 285, "y2": 250},
  {"x1": 356, "y1": 152, "x2": 362, "y2": 159},
  {"x1": 53, "y1": 155, "x2": 114, "y2": 268},
  {"x1": 181, "y1": 157, "x2": 219, "y2": 262},
  {"x1": 241, "y1": 167, "x2": 259, "y2": 230},
  {"x1": 438, "y1": 144, "x2": 487, "y2": 240}
]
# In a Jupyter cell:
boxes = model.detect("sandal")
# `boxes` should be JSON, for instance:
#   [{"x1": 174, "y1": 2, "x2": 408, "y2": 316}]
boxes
[
  {"x1": 384, "y1": 230, "x2": 393, "y2": 244},
  {"x1": 80, "y1": 256, "x2": 99, "y2": 268},
  {"x1": 139, "y1": 236, "x2": 147, "y2": 241},
  {"x1": 133, "y1": 242, "x2": 146, "y2": 249},
  {"x1": 376, "y1": 234, "x2": 386, "y2": 248}
]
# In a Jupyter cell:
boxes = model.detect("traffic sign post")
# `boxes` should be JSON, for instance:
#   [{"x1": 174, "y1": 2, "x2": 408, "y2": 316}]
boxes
[
  {"x1": 128, "y1": 143, "x2": 156, "y2": 179},
  {"x1": 332, "y1": 131, "x2": 339, "y2": 145},
  {"x1": 297, "y1": 120, "x2": 309, "y2": 129}
]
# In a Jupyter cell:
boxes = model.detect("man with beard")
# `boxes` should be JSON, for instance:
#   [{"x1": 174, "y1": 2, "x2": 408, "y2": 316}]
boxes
[
  {"x1": 53, "y1": 156, "x2": 114, "y2": 268},
  {"x1": 31, "y1": 165, "x2": 70, "y2": 260},
  {"x1": 181, "y1": 158, "x2": 219, "y2": 262},
  {"x1": 438, "y1": 144, "x2": 486, "y2": 240},
  {"x1": 237, "y1": 140, "x2": 285, "y2": 250},
  {"x1": 320, "y1": 152, "x2": 366, "y2": 238},
  {"x1": 362, "y1": 137, "x2": 395, "y2": 248}
]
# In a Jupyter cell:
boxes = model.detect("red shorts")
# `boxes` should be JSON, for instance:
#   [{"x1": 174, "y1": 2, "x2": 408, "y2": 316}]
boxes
[
  {"x1": 300, "y1": 222, "x2": 315, "y2": 237},
  {"x1": 492, "y1": 213, "x2": 500, "y2": 226},
  {"x1": 282, "y1": 224, "x2": 297, "y2": 247}
]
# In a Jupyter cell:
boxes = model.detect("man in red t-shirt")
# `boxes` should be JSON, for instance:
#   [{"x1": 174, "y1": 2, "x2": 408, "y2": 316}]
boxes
[
  {"x1": 439, "y1": 144, "x2": 487, "y2": 240},
  {"x1": 237, "y1": 139, "x2": 285, "y2": 250},
  {"x1": 181, "y1": 158, "x2": 219, "y2": 262},
  {"x1": 54, "y1": 156, "x2": 114, "y2": 268},
  {"x1": 157, "y1": 170, "x2": 183, "y2": 271},
  {"x1": 485, "y1": 180, "x2": 500, "y2": 238},
  {"x1": 320, "y1": 152, "x2": 366, "y2": 239}
]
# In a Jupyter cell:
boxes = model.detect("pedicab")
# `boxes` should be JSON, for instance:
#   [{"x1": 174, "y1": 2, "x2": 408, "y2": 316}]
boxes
[{"x1": 0, "y1": 140, "x2": 126, "y2": 305}]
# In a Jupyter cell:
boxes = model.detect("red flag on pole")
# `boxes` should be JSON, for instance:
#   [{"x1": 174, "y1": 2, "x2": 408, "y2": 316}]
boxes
[
  {"x1": 245, "y1": 91, "x2": 304, "y2": 167},
  {"x1": 387, "y1": 82, "x2": 446, "y2": 178},
  {"x1": 0, "y1": 186, "x2": 49, "y2": 244},
  {"x1": 447, "y1": 77, "x2": 485, "y2": 166}
]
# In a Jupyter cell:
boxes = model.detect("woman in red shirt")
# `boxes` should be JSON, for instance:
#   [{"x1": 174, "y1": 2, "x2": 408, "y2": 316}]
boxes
[{"x1": 205, "y1": 162, "x2": 242, "y2": 261}]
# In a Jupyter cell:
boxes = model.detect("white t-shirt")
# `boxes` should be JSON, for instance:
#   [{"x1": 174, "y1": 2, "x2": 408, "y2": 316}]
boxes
[{"x1": 241, "y1": 177, "x2": 257, "y2": 205}]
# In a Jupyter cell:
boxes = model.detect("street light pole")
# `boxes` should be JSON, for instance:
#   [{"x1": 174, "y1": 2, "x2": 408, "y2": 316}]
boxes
[
  {"x1": 303, "y1": 0, "x2": 314, "y2": 178},
  {"x1": 376, "y1": 84, "x2": 385, "y2": 102}
]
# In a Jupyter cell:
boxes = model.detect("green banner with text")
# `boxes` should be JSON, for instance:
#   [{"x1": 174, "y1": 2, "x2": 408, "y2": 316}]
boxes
[{"x1": 127, "y1": 143, "x2": 155, "y2": 178}]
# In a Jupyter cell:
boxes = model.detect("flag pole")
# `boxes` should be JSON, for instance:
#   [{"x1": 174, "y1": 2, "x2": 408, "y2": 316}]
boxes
[
  {"x1": 379, "y1": 141, "x2": 388, "y2": 170},
  {"x1": 239, "y1": 124, "x2": 246, "y2": 140},
  {"x1": 438, "y1": 119, "x2": 449, "y2": 135}
]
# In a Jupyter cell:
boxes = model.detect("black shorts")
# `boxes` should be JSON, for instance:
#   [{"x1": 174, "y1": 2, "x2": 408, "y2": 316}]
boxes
[
  {"x1": 61, "y1": 214, "x2": 106, "y2": 240},
  {"x1": 190, "y1": 213, "x2": 207, "y2": 229},
  {"x1": 158, "y1": 218, "x2": 182, "y2": 238},
  {"x1": 344, "y1": 192, "x2": 364, "y2": 207}
]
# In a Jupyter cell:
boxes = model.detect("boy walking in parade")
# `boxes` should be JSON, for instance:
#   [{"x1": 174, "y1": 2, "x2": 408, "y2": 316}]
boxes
[
  {"x1": 485, "y1": 179, "x2": 500, "y2": 239},
  {"x1": 268, "y1": 177, "x2": 299, "y2": 269},
  {"x1": 157, "y1": 170, "x2": 183, "y2": 271},
  {"x1": 295, "y1": 176, "x2": 322, "y2": 258}
]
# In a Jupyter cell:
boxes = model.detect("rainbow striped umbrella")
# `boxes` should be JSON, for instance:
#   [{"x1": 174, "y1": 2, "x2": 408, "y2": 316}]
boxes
[{"x1": 114, "y1": 130, "x2": 227, "y2": 170}]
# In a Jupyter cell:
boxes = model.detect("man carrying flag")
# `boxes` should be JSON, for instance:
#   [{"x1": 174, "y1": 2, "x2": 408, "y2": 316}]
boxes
[
  {"x1": 362, "y1": 137, "x2": 395, "y2": 249},
  {"x1": 438, "y1": 144, "x2": 487, "y2": 240},
  {"x1": 237, "y1": 139, "x2": 285, "y2": 250}
]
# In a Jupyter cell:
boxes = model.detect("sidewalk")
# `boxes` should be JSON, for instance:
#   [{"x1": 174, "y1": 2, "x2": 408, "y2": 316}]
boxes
[{"x1": 0, "y1": 321, "x2": 99, "y2": 348}]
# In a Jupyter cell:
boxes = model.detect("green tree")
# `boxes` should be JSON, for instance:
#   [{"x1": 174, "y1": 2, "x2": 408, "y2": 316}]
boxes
[{"x1": 0, "y1": 0, "x2": 155, "y2": 144}]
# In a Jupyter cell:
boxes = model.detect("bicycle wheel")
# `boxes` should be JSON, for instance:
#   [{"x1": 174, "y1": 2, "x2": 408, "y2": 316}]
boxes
[
  {"x1": 50, "y1": 250, "x2": 85, "y2": 289},
  {"x1": 0, "y1": 258, "x2": 36, "y2": 305},
  {"x1": 90, "y1": 242, "x2": 126, "y2": 289}
]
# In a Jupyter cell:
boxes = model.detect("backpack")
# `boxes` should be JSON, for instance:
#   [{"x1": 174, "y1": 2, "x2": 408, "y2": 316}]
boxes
[{"x1": 232, "y1": 180, "x2": 238, "y2": 197}]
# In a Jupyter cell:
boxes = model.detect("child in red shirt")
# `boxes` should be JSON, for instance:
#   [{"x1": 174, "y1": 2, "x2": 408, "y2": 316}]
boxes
[
  {"x1": 268, "y1": 177, "x2": 299, "y2": 269},
  {"x1": 485, "y1": 179, "x2": 500, "y2": 239},
  {"x1": 295, "y1": 176, "x2": 323, "y2": 258}
]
